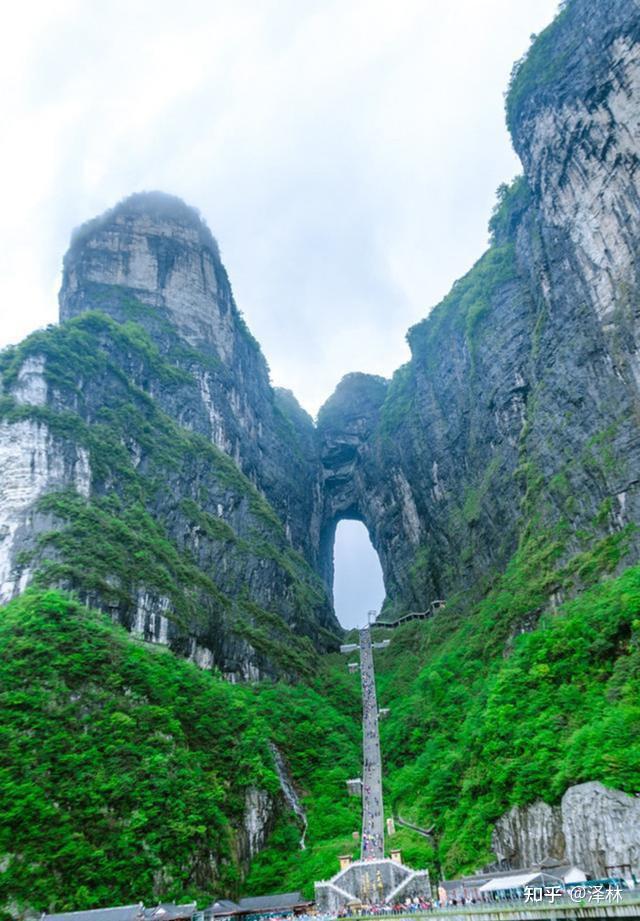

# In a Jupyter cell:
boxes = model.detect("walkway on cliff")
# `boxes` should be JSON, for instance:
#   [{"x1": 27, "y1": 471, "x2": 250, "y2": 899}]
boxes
[{"x1": 359, "y1": 626, "x2": 385, "y2": 860}]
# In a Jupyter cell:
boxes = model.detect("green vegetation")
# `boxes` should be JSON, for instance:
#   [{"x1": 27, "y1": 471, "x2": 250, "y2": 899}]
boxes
[
  {"x1": 461, "y1": 457, "x2": 502, "y2": 527},
  {"x1": 0, "y1": 310, "x2": 190, "y2": 393},
  {"x1": 232, "y1": 603, "x2": 319, "y2": 679},
  {"x1": 34, "y1": 489, "x2": 228, "y2": 625},
  {"x1": 376, "y1": 234, "x2": 522, "y2": 456},
  {"x1": 317, "y1": 373, "x2": 388, "y2": 432},
  {"x1": 2, "y1": 180, "x2": 639, "y2": 916},
  {"x1": 3, "y1": 528, "x2": 639, "y2": 913},
  {"x1": 0, "y1": 311, "x2": 279, "y2": 529},
  {"x1": 0, "y1": 306, "x2": 354, "y2": 912},
  {"x1": 0, "y1": 310, "x2": 333, "y2": 669},
  {"x1": 0, "y1": 591, "x2": 360, "y2": 915},
  {"x1": 506, "y1": 2, "x2": 573, "y2": 135},
  {"x1": 488, "y1": 176, "x2": 531, "y2": 245},
  {"x1": 242, "y1": 659, "x2": 363, "y2": 896},
  {"x1": 407, "y1": 243, "x2": 518, "y2": 370},
  {"x1": 377, "y1": 533, "x2": 640, "y2": 875},
  {"x1": 0, "y1": 590, "x2": 264, "y2": 912},
  {"x1": 377, "y1": 364, "x2": 415, "y2": 438},
  {"x1": 373, "y1": 340, "x2": 638, "y2": 876}
]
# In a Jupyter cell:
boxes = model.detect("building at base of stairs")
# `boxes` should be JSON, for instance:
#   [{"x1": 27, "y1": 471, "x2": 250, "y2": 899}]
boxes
[{"x1": 314, "y1": 855, "x2": 432, "y2": 913}]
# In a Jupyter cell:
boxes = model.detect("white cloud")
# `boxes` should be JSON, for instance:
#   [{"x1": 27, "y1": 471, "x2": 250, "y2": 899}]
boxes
[{"x1": 0, "y1": 0, "x2": 559, "y2": 415}]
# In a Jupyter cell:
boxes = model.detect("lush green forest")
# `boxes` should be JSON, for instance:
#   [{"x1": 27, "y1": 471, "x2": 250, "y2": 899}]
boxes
[
  {"x1": 255, "y1": 534, "x2": 640, "y2": 884},
  {"x1": 3, "y1": 542, "x2": 639, "y2": 914},
  {"x1": 0, "y1": 591, "x2": 360, "y2": 916},
  {"x1": 378, "y1": 549, "x2": 640, "y2": 874}
]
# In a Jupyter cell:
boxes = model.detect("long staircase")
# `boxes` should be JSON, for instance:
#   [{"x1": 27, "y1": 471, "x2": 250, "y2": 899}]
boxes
[
  {"x1": 315, "y1": 623, "x2": 432, "y2": 913},
  {"x1": 359, "y1": 627, "x2": 384, "y2": 860}
]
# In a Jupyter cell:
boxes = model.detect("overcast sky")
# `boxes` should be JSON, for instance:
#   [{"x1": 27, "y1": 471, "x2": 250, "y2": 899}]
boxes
[
  {"x1": 0, "y1": 0, "x2": 560, "y2": 627},
  {"x1": 334, "y1": 521, "x2": 386, "y2": 629}
]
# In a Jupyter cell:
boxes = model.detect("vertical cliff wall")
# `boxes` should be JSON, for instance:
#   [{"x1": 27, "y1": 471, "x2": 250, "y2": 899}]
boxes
[
  {"x1": 59, "y1": 192, "x2": 326, "y2": 571},
  {"x1": 0, "y1": 193, "x2": 340, "y2": 679},
  {"x1": 1, "y1": 0, "x2": 640, "y2": 667},
  {"x1": 318, "y1": 0, "x2": 640, "y2": 618},
  {"x1": 492, "y1": 782, "x2": 640, "y2": 879}
]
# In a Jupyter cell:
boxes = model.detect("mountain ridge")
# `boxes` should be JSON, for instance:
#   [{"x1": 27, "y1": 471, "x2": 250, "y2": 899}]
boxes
[{"x1": 1, "y1": 0, "x2": 640, "y2": 912}]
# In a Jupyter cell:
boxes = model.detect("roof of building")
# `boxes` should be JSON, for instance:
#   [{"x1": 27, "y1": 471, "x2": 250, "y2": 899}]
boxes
[
  {"x1": 206, "y1": 893, "x2": 311, "y2": 917},
  {"x1": 144, "y1": 904, "x2": 197, "y2": 921},
  {"x1": 479, "y1": 871, "x2": 569, "y2": 893},
  {"x1": 441, "y1": 863, "x2": 585, "y2": 891},
  {"x1": 237, "y1": 893, "x2": 310, "y2": 912},
  {"x1": 479, "y1": 872, "x2": 542, "y2": 892},
  {"x1": 43, "y1": 905, "x2": 144, "y2": 921},
  {"x1": 208, "y1": 902, "x2": 241, "y2": 916},
  {"x1": 440, "y1": 869, "x2": 511, "y2": 890}
]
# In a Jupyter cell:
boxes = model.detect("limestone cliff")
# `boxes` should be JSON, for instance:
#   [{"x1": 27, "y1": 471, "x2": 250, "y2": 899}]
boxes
[
  {"x1": 0, "y1": 0, "x2": 639, "y2": 904},
  {"x1": 492, "y1": 782, "x2": 640, "y2": 880},
  {"x1": 3, "y1": 0, "x2": 640, "y2": 661},
  {"x1": 318, "y1": 0, "x2": 640, "y2": 618},
  {"x1": 60, "y1": 192, "x2": 326, "y2": 573},
  {"x1": 0, "y1": 193, "x2": 340, "y2": 679}
]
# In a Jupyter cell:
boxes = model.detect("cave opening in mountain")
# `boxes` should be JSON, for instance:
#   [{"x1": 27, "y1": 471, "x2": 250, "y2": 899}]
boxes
[{"x1": 332, "y1": 519, "x2": 385, "y2": 630}]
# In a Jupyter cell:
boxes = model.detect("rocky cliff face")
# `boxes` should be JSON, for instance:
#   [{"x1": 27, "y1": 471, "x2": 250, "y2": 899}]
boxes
[
  {"x1": 0, "y1": 0, "x2": 638, "y2": 902},
  {"x1": 2, "y1": 0, "x2": 640, "y2": 650},
  {"x1": 318, "y1": 0, "x2": 640, "y2": 617},
  {"x1": 509, "y1": 0, "x2": 640, "y2": 564},
  {"x1": 241, "y1": 787, "x2": 276, "y2": 866},
  {"x1": 60, "y1": 192, "x2": 326, "y2": 572},
  {"x1": 492, "y1": 782, "x2": 640, "y2": 880},
  {"x1": 0, "y1": 193, "x2": 340, "y2": 679}
]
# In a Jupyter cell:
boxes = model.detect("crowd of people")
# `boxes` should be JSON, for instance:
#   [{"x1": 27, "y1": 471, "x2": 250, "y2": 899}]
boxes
[
  {"x1": 288, "y1": 914, "x2": 335, "y2": 921},
  {"x1": 336, "y1": 897, "x2": 434, "y2": 916},
  {"x1": 255, "y1": 905, "x2": 436, "y2": 921}
]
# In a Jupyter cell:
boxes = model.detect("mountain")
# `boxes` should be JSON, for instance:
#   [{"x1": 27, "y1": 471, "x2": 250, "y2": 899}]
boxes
[
  {"x1": 1, "y1": 0, "x2": 640, "y2": 914},
  {"x1": 316, "y1": 0, "x2": 640, "y2": 879},
  {"x1": 317, "y1": 0, "x2": 640, "y2": 617},
  {"x1": 3, "y1": 0, "x2": 640, "y2": 669},
  {"x1": 0, "y1": 192, "x2": 340, "y2": 681}
]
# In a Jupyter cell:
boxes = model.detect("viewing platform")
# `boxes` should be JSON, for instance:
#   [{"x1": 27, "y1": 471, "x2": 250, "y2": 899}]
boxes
[{"x1": 376, "y1": 600, "x2": 446, "y2": 629}]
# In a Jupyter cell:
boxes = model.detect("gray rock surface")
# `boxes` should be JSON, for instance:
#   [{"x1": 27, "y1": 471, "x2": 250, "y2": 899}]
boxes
[
  {"x1": 60, "y1": 192, "x2": 326, "y2": 574},
  {"x1": 241, "y1": 786, "x2": 276, "y2": 866},
  {"x1": 491, "y1": 799, "x2": 566, "y2": 870},
  {"x1": 492, "y1": 781, "x2": 640, "y2": 880},
  {"x1": 562, "y1": 782, "x2": 640, "y2": 880},
  {"x1": 2, "y1": 0, "x2": 640, "y2": 664},
  {"x1": 317, "y1": 0, "x2": 640, "y2": 615},
  {"x1": 0, "y1": 192, "x2": 340, "y2": 679}
]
